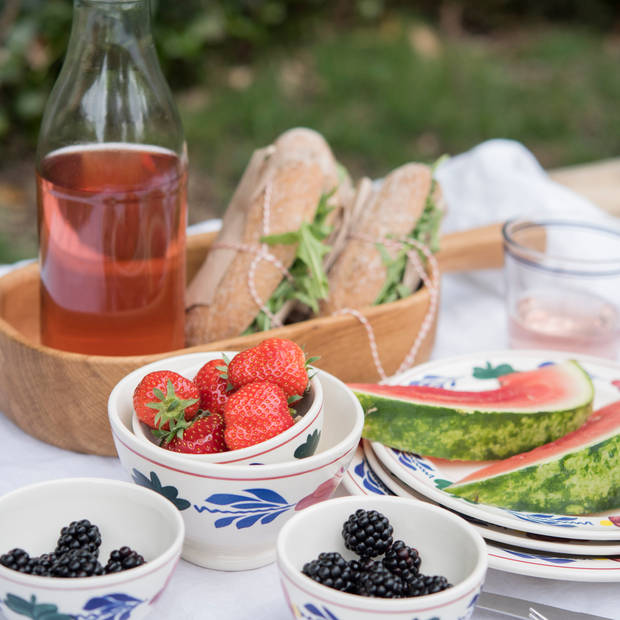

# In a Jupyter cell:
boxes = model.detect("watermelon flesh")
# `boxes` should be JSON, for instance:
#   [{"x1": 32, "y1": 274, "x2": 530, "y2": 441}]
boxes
[
  {"x1": 352, "y1": 363, "x2": 589, "y2": 411},
  {"x1": 447, "y1": 400, "x2": 620, "y2": 514},
  {"x1": 353, "y1": 360, "x2": 594, "y2": 460}
]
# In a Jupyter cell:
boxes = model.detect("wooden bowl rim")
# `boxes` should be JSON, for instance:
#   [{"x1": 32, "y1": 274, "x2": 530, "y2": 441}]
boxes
[{"x1": 0, "y1": 260, "x2": 434, "y2": 363}]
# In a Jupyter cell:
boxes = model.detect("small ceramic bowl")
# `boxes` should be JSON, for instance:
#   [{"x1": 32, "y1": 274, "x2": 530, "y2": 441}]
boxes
[
  {"x1": 276, "y1": 496, "x2": 487, "y2": 620},
  {"x1": 108, "y1": 367, "x2": 364, "y2": 571},
  {"x1": 123, "y1": 352, "x2": 324, "y2": 465},
  {"x1": 0, "y1": 478, "x2": 184, "y2": 620}
]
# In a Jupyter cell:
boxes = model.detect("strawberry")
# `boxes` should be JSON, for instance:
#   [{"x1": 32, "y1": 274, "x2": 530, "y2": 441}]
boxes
[
  {"x1": 223, "y1": 381, "x2": 294, "y2": 450},
  {"x1": 163, "y1": 413, "x2": 226, "y2": 455},
  {"x1": 194, "y1": 359, "x2": 230, "y2": 414},
  {"x1": 227, "y1": 338, "x2": 310, "y2": 398},
  {"x1": 133, "y1": 370, "x2": 200, "y2": 430}
]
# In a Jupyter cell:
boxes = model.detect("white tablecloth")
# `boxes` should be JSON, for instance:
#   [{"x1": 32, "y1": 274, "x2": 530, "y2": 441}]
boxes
[{"x1": 1, "y1": 141, "x2": 618, "y2": 619}]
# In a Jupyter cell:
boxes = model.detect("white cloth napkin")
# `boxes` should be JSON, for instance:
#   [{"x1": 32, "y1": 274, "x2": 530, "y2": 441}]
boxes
[{"x1": 0, "y1": 140, "x2": 618, "y2": 619}]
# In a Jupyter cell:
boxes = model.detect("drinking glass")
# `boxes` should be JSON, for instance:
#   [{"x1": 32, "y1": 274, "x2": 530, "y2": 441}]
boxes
[{"x1": 503, "y1": 219, "x2": 620, "y2": 359}]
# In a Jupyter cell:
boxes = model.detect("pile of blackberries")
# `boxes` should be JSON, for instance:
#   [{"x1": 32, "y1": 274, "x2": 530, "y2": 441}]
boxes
[
  {"x1": 302, "y1": 509, "x2": 451, "y2": 599},
  {"x1": 0, "y1": 519, "x2": 145, "y2": 578}
]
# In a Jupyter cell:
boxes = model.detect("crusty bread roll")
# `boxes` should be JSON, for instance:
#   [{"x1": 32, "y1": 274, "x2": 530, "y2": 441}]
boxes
[
  {"x1": 185, "y1": 128, "x2": 341, "y2": 345},
  {"x1": 321, "y1": 163, "x2": 432, "y2": 314}
]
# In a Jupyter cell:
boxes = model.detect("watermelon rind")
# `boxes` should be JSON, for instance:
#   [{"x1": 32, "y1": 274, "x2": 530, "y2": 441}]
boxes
[
  {"x1": 446, "y1": 433, "x2": 620, "y2": 514},
  {"x1": 356, "y1": 360, "x2": 594, "y2": 460}
]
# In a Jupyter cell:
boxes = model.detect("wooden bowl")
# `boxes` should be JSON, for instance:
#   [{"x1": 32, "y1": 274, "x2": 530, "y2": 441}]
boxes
[{"x1": 0, "y1": 225, "x2": 504, "y2": 456}]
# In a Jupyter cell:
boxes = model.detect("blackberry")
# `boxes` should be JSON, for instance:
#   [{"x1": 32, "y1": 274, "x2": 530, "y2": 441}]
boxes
[
  {"x1": 356, "y1": 561, "x2": 406, "y2": 598},
  {"x1": 104, "y1": 546, "x2": 146, "y2": 574},
  {"x1": 347, "y1": 556, "x2": 375, "y2": 583},
  {"x1": 406, "y1": 573, "x2": 451, "y2": 597},
  {"x1": 342, "y1": 509, "x2": 393, "y2": 558},
  {"x1": 383, "y1": 540, "x2": 421, "y2": 577},
  {"x1": 0, "y1": 548, "x2": 38, "y2": 574},
  {"x1": 55, "y1": 519, "x2": 102, "y2": 555},
  {"x1": 31, "y1": 553, "x2": 58, "y2": 577},
  {"x1": 49, "y1": 548, "x2": 104, "y2": 578},
  {"x1": 302, "y1": 552, "x2": 356, "y2": 593}
]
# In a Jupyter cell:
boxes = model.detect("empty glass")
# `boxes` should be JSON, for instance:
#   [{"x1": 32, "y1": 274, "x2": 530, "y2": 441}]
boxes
[{"x1": 503, "y1": 219, "x2": 620, "y2": 359}]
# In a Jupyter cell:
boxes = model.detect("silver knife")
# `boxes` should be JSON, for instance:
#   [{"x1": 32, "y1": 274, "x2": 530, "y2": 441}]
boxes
[{"x1": 476, "y1": 592, "x2": 614, "y2": 620}]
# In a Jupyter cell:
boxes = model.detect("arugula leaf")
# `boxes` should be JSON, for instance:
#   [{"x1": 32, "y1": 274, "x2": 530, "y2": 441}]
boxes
[
  {"x1": 244, "y1": 192, "x2": 335, "y2": 333},
  {"x1": 373, "y1": 162, "x2": 445, "y2": 305}
]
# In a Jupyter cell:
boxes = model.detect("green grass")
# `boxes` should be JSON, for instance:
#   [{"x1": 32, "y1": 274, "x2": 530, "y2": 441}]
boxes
[
  {"x1": 181, "y1": 23, "x2": 620, "y2": 216},
  {"x1": 2, "y1": 22, "x2": 620, "y2": 259}
]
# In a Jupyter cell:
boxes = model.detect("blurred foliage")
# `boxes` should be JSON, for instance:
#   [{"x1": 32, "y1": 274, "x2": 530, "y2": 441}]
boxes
[{"x1": 1, "y1": 0, "x2": 620, "y2": 145}]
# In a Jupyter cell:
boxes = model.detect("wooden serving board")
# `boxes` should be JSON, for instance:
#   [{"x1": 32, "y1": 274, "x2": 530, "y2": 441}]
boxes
[{"x1": 0, "y1": 223, "x2": 505, "y2": 456}]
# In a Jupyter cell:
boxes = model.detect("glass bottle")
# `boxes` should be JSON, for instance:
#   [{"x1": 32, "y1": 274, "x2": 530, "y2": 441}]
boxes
[{"x1": 36, "y1": 0, "x2": 187, "y2": 356}]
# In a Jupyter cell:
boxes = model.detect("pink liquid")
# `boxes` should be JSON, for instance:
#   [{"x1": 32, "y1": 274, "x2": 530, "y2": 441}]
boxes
[
  {"x1": 37, "y1": 144, "x2": 187, "y2": 355},
  {"x1": 508, "y1": 291, "x2": 620, "y2": 359}
]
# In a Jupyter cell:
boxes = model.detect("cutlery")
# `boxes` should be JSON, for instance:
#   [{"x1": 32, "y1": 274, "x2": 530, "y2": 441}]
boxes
[{"x1": 476, "y1": 592, "x2": 613, "y2": 620}]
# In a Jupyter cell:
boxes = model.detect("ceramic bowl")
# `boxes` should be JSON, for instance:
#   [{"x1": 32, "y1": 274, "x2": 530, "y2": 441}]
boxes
[
  {"x1": 0, "y1": 478, "x2": 184, "y2": 620},
  {"x1": 276, "y1": 496, "x2": 487, "y2": 620},
  {"x1": 123, "y1": 352, "x2": 324, "y2": 465},
  {"x1": 108, "y1": 367, "x2": 364, "y2": 571}
]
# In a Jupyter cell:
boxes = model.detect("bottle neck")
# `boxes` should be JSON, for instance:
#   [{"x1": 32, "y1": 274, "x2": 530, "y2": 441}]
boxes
[{"x1": 68, "y1": 0, "x2": 154, "y2": 57}]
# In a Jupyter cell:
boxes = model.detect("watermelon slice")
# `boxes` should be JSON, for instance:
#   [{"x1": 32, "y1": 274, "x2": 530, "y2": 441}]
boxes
[
  {"x1": 352, "y1": 360, "x2": 594, "y2": 460},
  {"x1": 447, "y1": 400, "x2": 620, "y2": 514}
]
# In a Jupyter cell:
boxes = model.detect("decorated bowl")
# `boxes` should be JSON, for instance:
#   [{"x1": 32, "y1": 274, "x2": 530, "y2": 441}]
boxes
[
  {"x1": 124, "y1": 352, "x2": 323, "y2": 465},
  {"x1": 108, "y1": 367, "x2": 364, "y2": 571},
  {"x1": 0, "y1": 478, "x2": 184, "y2": 620},
  {"x1": 276, "y1": 496, "x2": 487, "y2": 620}
]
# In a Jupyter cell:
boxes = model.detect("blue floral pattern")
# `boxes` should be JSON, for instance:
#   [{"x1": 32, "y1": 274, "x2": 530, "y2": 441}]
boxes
[
  {"x1": 194, "y1": 488, "x2": 294, "y2": 528},
  {"x1": 503, "y1": 549, "x2": 576, "y2": 564},
  {"x1": 353, "y1": 456, "x2": 394, "y2": 496},
  {"x1": 389, "y1": 450, "x2": 598, "y2": 528},
  {"x1": 77, "y1": 594, "x2": 143, "y2": 619},
  {"x1": 2, "y1": 593, "x2": 143, "y2": 620},
  {"x1": 299, "y1": 603, "x2": 340, "y2": 619},
  {"x1": 407, "y1": 373, "x2": 458, "y2": 388},
  {"x1": 506, "y1": 512, "x2": 594, "y2": 528}
]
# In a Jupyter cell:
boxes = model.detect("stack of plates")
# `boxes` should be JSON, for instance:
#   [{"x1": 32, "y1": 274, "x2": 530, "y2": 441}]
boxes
[{"x1": 342, "y1": 351, "x2": 620, "y2": 582}]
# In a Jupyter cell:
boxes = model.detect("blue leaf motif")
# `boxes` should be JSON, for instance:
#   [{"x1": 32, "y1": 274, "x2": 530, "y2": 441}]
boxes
[
  {"x1": 223, "y1": 501, "x2": 282, "y2": 510},
  {"x1": 304, "y1": 603, "x2": 326, "y2": 617},
  {"x1": 78, "y1": 593, "x2": 143, "y2": 620},
  {"x1": 214, "y1": 516, "x2": 237, "y2": 528},
  {"x1": 301, "y1": 603, "x2": 340, "y2": 620},
  {"x1": 506, "y1": 510, "x2": 593, "y2": 528},
  {"x1": 84, "y1": 597, "x2": 111, "y2": 610},
  {"x1": 245, "y1": 488, "x2": 288, "y2": 504},
  {"x1": 195, "y1": 488, "x2": 295, "y2": 529},
  {"x1": 105, "y1": 595, "x2": 141, "y2": 603},
  {"x1": 261, "y1": 509, "x2": 288, "y2": 524},
  {"x1": 206, "y1": 493, "x2": 254, "y2": 505},
  {"x1": 504, "y1": 549, "x2": 576, "y2": 564},
  {"x1": 236, "y1": 513, "x2": 265, "y2": 529},
  {"x1": 408, "y1": 373, "x2": 458, "y2": 388}
]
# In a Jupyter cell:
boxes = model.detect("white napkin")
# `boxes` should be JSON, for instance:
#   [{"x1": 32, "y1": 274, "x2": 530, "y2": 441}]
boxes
[{"x1": 435, "y1": 138, "x2": 614, "y2": 232}]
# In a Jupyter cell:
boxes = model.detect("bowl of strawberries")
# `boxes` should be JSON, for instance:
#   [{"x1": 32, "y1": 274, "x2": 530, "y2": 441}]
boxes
[
  {"x1": 107, "y1": 340, "x2": 364, "y2": 571},
  {"x1": 127, "y1": 338, "x2": 324, "y2": 465}
]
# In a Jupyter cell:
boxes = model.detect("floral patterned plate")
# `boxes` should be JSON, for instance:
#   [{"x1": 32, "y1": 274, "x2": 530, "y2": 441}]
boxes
[
  {"x1": 362, "y1": 439, "x2": 620, "y2": 556},
  {"x1": 370, "y1": 350, "x2": 620, "y2": 541},
  {"x1": 343, "y1": 442, "x2": 620, "y2": 582}
]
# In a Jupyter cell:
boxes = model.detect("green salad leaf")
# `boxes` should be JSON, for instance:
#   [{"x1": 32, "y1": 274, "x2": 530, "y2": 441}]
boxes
[
  {"x1": 373, "y1": 159, "x2": 446, "y2": 306},
  {"x1": 244, "y1": 192, "x2": 334, "y2": 333}
]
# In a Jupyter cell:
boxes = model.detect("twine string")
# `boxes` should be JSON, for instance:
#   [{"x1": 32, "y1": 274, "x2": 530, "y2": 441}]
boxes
[
  {"x1": 209, "y1": 184, "x2": 440, "y2": 380},
  {"x1": 335, "y1": 233, "x2": 440, "y2": 380}
]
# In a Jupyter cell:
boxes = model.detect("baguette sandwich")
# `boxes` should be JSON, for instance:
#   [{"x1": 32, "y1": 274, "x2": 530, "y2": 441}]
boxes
[
  {"x1": 321, "y1": 162, "x2": 443, "y2": 314},
  {"x1": 185, "y1": 127, "x2": 351, "y2": 345}
]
